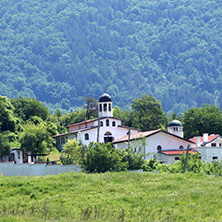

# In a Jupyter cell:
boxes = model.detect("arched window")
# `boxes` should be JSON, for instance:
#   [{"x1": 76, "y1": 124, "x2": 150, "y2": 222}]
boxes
[
  {"x1": 100, "y1": 121, "x2": 103, "y2": 127},
  {"x1": 99, "y1": 104, "x2": 102, "y2": 112},
  {"x1": 157, "y1": 145, "x2": 162, "y2": 151},
  {"x1": 104, "y1": 103, "x2": 107, "y2": 112},
  {"x1": 112, "y1": 121, "x2": 116, "y2": 127},
  {"x1": 104, "y1": 131, "x2": 113, "y2": 143},
  {"x1": 109, "y1": 103, "x2": 111, "y2": 111},
  {"x1": 179, "y1": 145, "x2": 184, "y2": 149},
  {"x1": 106, "y1": 119, "x2": 109, "y2": 126},
  {"x1": 85, "y1": 133, "x2": 89, "y2": 140}
]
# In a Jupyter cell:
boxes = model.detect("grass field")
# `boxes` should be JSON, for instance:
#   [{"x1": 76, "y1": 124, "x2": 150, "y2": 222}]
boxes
[{"x1": 0, "y1": 172, "x2": 222, "y2": 221}]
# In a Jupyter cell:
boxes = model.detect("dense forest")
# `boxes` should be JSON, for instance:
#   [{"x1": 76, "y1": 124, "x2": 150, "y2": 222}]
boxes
[{"x1": 0, "y1": 0, "x2": 222, "y2": 113}]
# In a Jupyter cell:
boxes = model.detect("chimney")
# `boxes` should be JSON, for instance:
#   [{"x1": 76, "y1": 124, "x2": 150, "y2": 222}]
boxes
[
  {"x1": 196, "y1": 136, "x2": 201, "y2": 147},
  {"x1": 203, "y1": 133, "x2": 208, "y2": 143}
]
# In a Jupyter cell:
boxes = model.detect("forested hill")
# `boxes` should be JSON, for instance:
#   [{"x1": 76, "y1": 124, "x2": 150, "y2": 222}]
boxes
[{"x1": 1, "y1": 0, "x2": 222, "y2": 113}]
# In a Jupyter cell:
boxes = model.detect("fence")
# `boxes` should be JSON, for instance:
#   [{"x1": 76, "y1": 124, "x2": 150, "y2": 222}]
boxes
[{"x1": 0, "y1": 162, "x2": 81, "y2": 176}]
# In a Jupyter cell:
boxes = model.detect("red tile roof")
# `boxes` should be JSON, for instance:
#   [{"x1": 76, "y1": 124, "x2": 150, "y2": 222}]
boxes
[
  {"x1": 189, "y1": 134, "x2": 219, "y2": 143},
  {"x1": 160, "y1": 150, "x2": 197, "y2": 155}
]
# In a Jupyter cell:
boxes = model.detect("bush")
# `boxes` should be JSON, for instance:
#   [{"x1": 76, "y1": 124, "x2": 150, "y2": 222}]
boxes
[
  {"x1": 83, "y1": 142, "x2": 127, "y2": 173},
  {"x1": 120, "y1": 149, "x2": 145, "y2": 170}
]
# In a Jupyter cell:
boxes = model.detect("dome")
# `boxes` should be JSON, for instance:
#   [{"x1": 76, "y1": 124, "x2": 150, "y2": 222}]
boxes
[
  {"x1": 168, "y1": 120, "x2": 182, "y2": 127},
  {"x1": 99, "y1": 93, "x2": 112, "y2": 102}
]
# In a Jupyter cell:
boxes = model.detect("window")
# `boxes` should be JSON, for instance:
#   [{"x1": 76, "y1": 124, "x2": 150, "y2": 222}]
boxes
[
  {"x1": 179, "y1": 145, "x2": 184, "y2": 149},
  {"x1": 175, "y1": 157, "x2": 180, "y2": 161},
  {"x1": 213, "y1": 156, "x2": 218, "y2": 161},
  {"x1": 99, "y1": 104, "x2": 102, "y2": 112},
  {"x1": 220, "y1": 143, "x2": 222, "y2": 147},
  {"x1": 100, "y1": 121, "x2": 103, "y2": 127},
  {"x1": 61, "y1": 137, "x2": 65, "y2": 144},
  {"x1": 85, "y1": 133, "x2": 89, "y2": 140},
  {"x1": 211, "y1": 143, "x2": 216, "y2": 147},
  {"x1": 106, "y1": 119, "x2": 109, "y2": 126},
  {"x1": 157, "y1": 145, "x2": 162, "y2": 151},
  {"x1": 109, "y1": 103, "x2": 111, "y2": 111},
  {"x1": 112, "y1": 121, "x2": 116, "y2": 127},
  {"x1": 104, "y1": 103, "x2": 107, "y2": 111},
  {"x1": 104, "y1": 131, "x2": 113, "y2": 143}
]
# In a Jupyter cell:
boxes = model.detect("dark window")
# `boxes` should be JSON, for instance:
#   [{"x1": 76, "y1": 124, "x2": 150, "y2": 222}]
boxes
[
  {"x1": 85, "y1": 133, "x2": 89, "y2": 140},
  {"x1": 109, "y1": 103, "x2": 111, "y2": 111},
  {"x1": 220, "y1": 143, "x2": 222, "y2": 147},
  {"x1": 104, "y1": 103, "x2": 107, "y2": 111},
  {"x1": 112, "y1": 121, "x2": 116, "y2": 127},
  {"x1": 106, "y1": 119, "x2": 109, "y2": 126},
  {"x1": 100, "y1": 121, "x2": 103, "y2": 127},
  {"x1": 99, "y1": 104, "x2": 102, "y2": 112},
  {"x1": 157, "y1": 145, "x2": 162, "y2": 151},
  {"x1": 104, "y1": 132, "x2": 113, "y2": 143},
  {"x1": 18, "y1": 151, "x2": 20, "y2": 159},
  {"x1": 179, "y1": 145, "x2": 184, "y2": 149},
  {"x1": 211, "y1": 143, "x2": 216, "y2": 147},
  {"x1": 213, "y1": 156, "x2": 218, "y2": 160},
  {"x1": 175, "y1": 157, "x2": 180, "y2": 161}
]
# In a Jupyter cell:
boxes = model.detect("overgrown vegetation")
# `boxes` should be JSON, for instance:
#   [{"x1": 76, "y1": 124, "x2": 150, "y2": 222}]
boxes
[
  {"x1": 0, "y1": 172, "x2": 222, "y2": 221},
  {"x1": 61, "y1": 139, "x2": 145, "y2": 172},
  {"x1": 0, "y1": 0, "x2": 222, "y2": 113}
]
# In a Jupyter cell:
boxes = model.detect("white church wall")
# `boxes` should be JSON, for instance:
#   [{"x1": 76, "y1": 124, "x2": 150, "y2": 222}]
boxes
[{"x1": 116, "y1": 131, "x2": 191, "y2": 160}]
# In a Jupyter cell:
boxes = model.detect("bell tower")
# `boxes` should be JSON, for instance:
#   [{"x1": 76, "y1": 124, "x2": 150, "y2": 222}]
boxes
[
  {"x1": 98, "y1": 93, "x2": 113, "y2": 118},
  {"x1": 167, "y1": 120, "x2": 184, "y2": 138}
]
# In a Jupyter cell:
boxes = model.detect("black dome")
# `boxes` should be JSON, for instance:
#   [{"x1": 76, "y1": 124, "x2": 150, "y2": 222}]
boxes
[
  {"x1": 168, "y1": 120, "x2": 182, "y2": 127},
  {"x1": 99, "y1": 93, "x2": 112, "y2": 102}
]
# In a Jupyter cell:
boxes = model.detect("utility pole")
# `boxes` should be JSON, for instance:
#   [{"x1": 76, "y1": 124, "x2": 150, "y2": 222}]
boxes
[
  {"x1": 128, "y1": 128, "x2": 131, "y2": 149},
  {"x1": 183, "y1": 145, "x2": 190, "y2": 173},
  {"x1": 97, "y1": 119, "x2": 100, "y2": 143}
]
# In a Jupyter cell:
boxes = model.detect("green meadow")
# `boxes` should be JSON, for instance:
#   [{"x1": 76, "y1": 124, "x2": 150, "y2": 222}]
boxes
[{"x1": 0, "y1": 172, "x2": 222, "y2": 221}]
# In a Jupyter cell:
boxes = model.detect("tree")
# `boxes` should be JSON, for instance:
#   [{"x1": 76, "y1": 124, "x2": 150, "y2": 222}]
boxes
[
  {"x1": 0, "y1": 134, "x2": 11, "y2": 160},
  {"x1": 83, "y1": 96, "x2": 98, "y2": 120},
  {"x1": 61, "y1": 139, "x2": 86, "y2": 165},
  {"x1": 19, "y1": 123, "x2": 54, "y2": 156},
  {"x1": 11, "y1": 97, "x2": 49, "y2": 121},
  {"x1": 83, "y1": 142, "x2": 127, "y2": 173},
  {"x1": 183, "y1": 105, "x2": 222, "y2": 139},
  {"x1": 0, "y1": 96, "x2": 16, "y2": 132},
  {"x1": 131, "y1": 95, "x2": 167, "y2": 131}
]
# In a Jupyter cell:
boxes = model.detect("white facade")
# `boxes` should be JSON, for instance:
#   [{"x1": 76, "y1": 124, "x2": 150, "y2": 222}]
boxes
[
  {"x1": 190, "y1": 134, "x2": 222, "y2": 162},
  {"x1": 53, "y1": 93, "x2": 139, "y2": 150},
  {"x1": 114, "y1": 129, "x2": 194, "y2": 163},
  {"x1": 0, "y1": 149, "x2": 23, "y2": 164}
]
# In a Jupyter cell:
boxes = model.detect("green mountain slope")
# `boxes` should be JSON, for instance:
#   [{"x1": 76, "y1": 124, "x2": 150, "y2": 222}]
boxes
[{"x1": 0, "y1": 0, "x2": 222, "y2": 113}]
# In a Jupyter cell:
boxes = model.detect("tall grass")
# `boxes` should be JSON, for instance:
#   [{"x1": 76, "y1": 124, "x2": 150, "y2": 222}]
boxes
[{"x1": 0, "y1": 172, "x2": 222, "y2": 221}]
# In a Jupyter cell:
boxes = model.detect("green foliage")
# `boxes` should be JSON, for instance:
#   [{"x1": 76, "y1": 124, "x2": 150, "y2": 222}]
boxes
[
  {"x1": 131, "y1": 95, "x2": 167, "y2": 131},
  {"x1": 1, "y1": 173, "x2": 222, "y2": 221},
  {"x1": 183, "y1": 105, "x2": 222, "y2": 139},
  {"x1": 19, "y1": 123, "x2": 54, "y2": 155},
  {"x1": 142, "y1": 155, "x2": 159, "y2": 171},
  {"x1": 83, "y1": 96, "x2": 98, "y2": 120},
  {"x1": 0, "y1": 96, "x2": 17, "y2": 132},
  {"x1": 11, "y1": 98, "x2": 49, "y2": 121},
  {"x1": 0, "y1": 0, "x2": 222, "y2": 112},
  {"x1": 0, "y1": 134, "x2": 11, "y2": 159},
  {"x1": 120, "y1": 149, "x2": 145, "y2": 170},
  {"x1": 83, "y1": 142, "x2": 127, "y2": 173},
  {"x1": 61, "y1": 139, "x2": 86, "y2": 165}
]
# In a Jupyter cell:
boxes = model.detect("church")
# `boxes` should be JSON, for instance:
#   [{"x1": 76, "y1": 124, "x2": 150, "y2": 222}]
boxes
[{"x1": 52, "y1": 93, "x2": 139, "y2": 151}]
